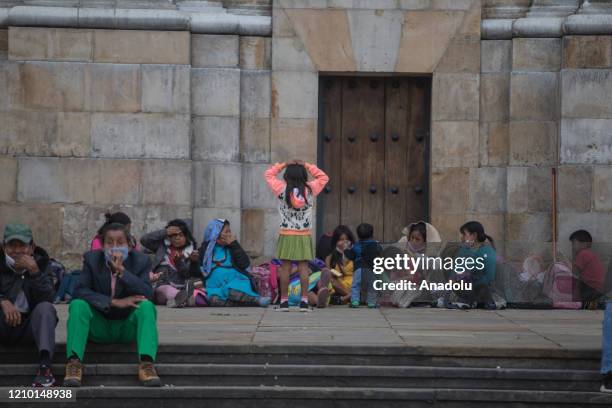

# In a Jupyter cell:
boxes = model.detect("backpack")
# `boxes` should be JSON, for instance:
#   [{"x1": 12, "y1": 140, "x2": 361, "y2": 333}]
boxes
[
  {"x1": 46, "y1": 258, "x2": 66, "y2": 291},
  {"x1": 250, "y1": 263, "x2": 278, "y2": 301},
  {"x1": 543, "y1": 262, "x2": 581, "y2": 309}
]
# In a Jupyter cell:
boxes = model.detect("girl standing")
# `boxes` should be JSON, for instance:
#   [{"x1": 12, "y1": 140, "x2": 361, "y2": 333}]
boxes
[{"x1": 265, "y1": 160, "x2": 329, "y2": 311}]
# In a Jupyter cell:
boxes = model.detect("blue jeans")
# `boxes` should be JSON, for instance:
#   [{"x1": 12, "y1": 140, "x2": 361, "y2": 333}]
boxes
[
  {"x1": 351, "y1": 268, "x2": 377, "y2": 305},
  {"x1": 602, "y1": 302, "x2": 612, "y2": 374}
]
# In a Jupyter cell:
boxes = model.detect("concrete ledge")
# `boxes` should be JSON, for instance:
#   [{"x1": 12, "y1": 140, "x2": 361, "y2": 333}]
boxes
[
  {"x1": 483, "y1": 14, "x2": 612, "y2": 39},
  {"x1": 564, "y1": 14, "x2": 612, "y2": 35},
  {"x1": 513, "y1": 17, "x2": 564, "y2": 38},
  {"x1": 3, "y1": 6, "x2": 271, "y2": 36},
  {"x1": 481, "y1": 19, "x2": 513, "y2": 40}
]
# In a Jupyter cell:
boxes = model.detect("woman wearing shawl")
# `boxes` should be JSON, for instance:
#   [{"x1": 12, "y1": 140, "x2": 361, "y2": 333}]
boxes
[{"x1": 200, "y1": 219, "x2": 270, "y2": 307}]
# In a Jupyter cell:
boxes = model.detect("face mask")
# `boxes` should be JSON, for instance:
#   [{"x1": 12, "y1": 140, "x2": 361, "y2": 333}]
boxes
[
  {"x1": 104, "y1": 246, "x2": 129, "y2": 263},
  {"x1": 5, "y1": 253, "x2": 15, "y2": 269}
]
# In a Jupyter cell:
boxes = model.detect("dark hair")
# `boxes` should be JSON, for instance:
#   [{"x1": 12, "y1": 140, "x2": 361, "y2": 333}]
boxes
[
  {"x1": 97, "y1": 212, "x2": 132, "y2": 235},
  {"x1": 283, "y1": 164, "x2": 312, "y2": 209},
  {"x1": 460, "y1": 221, "x2": 495, "y2": 250},
  {"x1": 166, "y1": 219, "x2": 197, "y2": 248},
  {"x1": 101, "y1": 222, "x2": 129, "y2": 242},
  {"x1": 356, "y1": 223, "x2": 374, "y2": 240},
  {"x1": 569, "y1": 229, "x2": 592, "y2": 244},
  {"x1": 329, "y1": 225, "x2": 355, "y2": 269},
  {"x1": 408, "y1": 222, "x2": 427, "y2": 242}
]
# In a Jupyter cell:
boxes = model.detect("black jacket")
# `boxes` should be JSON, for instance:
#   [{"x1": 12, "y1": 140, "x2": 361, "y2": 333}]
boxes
[
  {"x1": 75, "y1": 250, "x2": 152, "y2": 320},
  {"x1": 0, "y1": 246, "x2": 54, "y2": 311},
  {"x1": 345, "y1": 239, "x2": 383, "y2": 270}
]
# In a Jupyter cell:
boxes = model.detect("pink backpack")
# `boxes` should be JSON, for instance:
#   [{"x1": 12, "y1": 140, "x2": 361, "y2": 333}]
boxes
[
  {"x1": 250, "y1": 264, "x2": 278, "y2": 301},
  {"x1": 543, "y1": 261, "x2": 581, "y2": 309}
]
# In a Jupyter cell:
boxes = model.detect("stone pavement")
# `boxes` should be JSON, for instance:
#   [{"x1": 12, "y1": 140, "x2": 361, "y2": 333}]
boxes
[{"x1": 52, "y1": 305, "x2": 604, "y2": 351}]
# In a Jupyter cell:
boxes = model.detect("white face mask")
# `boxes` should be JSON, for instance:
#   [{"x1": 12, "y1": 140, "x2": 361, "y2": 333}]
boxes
[{"x1": 5, "y1": 253, "x2": 15, "y2": 269}]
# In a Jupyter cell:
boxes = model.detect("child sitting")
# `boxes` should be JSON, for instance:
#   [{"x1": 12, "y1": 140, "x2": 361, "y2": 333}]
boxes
[
  {"x1": 325, "y1": 225, "x2": 355, "y2": 304},
  {"x1": 345, "y1": 223, "x2": 382, "y2": 308},
  {"x1": 570, "y1": 230, "x2": 605, "y2": 307}
]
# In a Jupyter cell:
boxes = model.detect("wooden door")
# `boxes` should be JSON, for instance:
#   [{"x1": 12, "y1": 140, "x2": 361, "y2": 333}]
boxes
[{"x1": 317, "y1": 76, "x2": 430, "y2": 243}]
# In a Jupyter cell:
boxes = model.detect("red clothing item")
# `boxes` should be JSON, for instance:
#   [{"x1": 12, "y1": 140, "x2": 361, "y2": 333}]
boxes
[{"x1": 574, "y1": 248, "x2": 605, "y2": 293}]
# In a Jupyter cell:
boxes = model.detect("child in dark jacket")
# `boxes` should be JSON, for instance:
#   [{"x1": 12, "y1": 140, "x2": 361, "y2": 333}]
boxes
[{"x1": 345, "y1": 223, "x2": 383, "y2": 308}]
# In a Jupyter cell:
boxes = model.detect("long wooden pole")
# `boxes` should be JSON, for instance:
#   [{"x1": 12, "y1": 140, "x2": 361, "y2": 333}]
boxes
[{"x1": 551, "y1": 168, "x2": 557, "y2": 264}]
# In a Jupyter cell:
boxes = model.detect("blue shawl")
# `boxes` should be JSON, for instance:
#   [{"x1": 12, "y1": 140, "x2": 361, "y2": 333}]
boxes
[{"x1": 201, "y1": 218, "x2": 226, "y2": 278}]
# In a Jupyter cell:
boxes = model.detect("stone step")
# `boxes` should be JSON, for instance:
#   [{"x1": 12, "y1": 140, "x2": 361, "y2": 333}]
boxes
[
  {"x1": 0, "y1": 364, "x2": 601, "y2": 391},
  {"x1": 10, "y1": 386, "x2": 612, "y2": 407}
]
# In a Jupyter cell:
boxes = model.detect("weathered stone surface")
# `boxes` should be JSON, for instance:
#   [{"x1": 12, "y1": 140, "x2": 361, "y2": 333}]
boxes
[
  {"x1": 273, "y1": 7, "x2": 296, "y2": 38},
  {"x1": 435, "y1": 34, "x2": 480, "y2": 73},
  {"x1": 241, "y1": 117, "x2": 270, "y2": 163},
  {"x1": 510, "y1": 72, "x2": 558, "y2": 121},
  {"x1": 87, "y1": 63, "x2": 140, "y2": 112},
  {"x1": 479, "y1": 121, "x2": 508, "y2": 166},
  {"x1": 271, "y1": 37, "x2": 315, "y2": 71},
  {"x1": 561, "y1": 70, "x2": 612, "y2": 119},
  {"x1": 557, "y1": 166, "x2": 592, "y2": 212},
  {"x1": 193, "y1": 207, "x2": 241, "y2": 246},
  {"x1": 271, "y1": 71, "x2": 317, "y2": 119},
  {"x1": 22, "y1": 62, "x2": 87, "y2": 111},
  {"x1": 0, "y1": 157, "x2": 17, "y2": 202},
  {"x1": 141, "y1": 160, "x2": 192, "y2": 206},
  {"x1": 0, "y1": 29, "x2": 7, "y2": 56},
  {"x1": 241, "y1": 208, "x2": 265, "y2": 257},
  {"x1": 509, "y1": 121, "x2": 557, "y2": 166},
  {"x1": 480, "y1": 73, "x2": 510, "y2": 122},
  {"x1": 91, "y1": 113, "x2": 190, "y2": 159},
  {"x1": 560, "y1": 118, "x2": 612, "y2": 164},
  {"x1": 558, "y1": 212, "x2": 612, "y2": 245},
  {"x1": 284, "y1": 9, "x2": 355, "y2": 71},
  {"x1": 593, "y1": 166, "x2": 612, "y2": 212},
  {"x1": 193, "y1": 162, "x2": 242, "y2": 208},
  {"x1": 271, "y1": 118, "x2": 317, "y2": 164},
  {"x1": 191, "y1": 68, "x2": 240, "y2": 116},
  {"x1": 506, "y1": 166, "x2": 528, "y2": 213},
  {"x1": 431, "y1": 121, "x2": 479, "y2": 168},
  {"x1": 191, "y1": 34, "x2": 239, "y2": 68},
  {"x1": 468, "y1": 167, "x2": 506, "y2": 213},
  {"x1": 506, "y1": 213, "x2": 552, "y2": 243},
  {"x1": 396, "y1": 10, "x2": 464, "y2": 73},
  {"x1": 241, "y1": 70, "x2": 271, "y2": 118},
  {"x1": 141, "y1": 64, "x2": 190, "y2": 114},
  {"x1": 431, "y1": 167, "x2": 469, "y2": 214},
  {"x1": 0, "y1": 203, "x2": 64, "y2": 254},
  {"x1": 563, "y1": 36, "x2": 612, "y2": 69},
  {"x1": 481, "y1": 40, "x2": 512, "y2": 73},
  {"x1": 432, "y1": 73, "x2": 479, "y2": 121},
  {"x1": 275, "y1": 0, "x2": 327, "y2": 8},
  {"x1": 0, "y1": 111, "x2": 90, "y2": 157},
  {"x1": 512, "y1": 38, "x2": 561, "y2": 71},
  {"x1": 9, "y1": 27, "x2": 93, "y2": 62},
  {"x1": 192, "y1": 116, "x2": 240, "y2": 162},
  {"x1": 241, "y1": 163, "x2": 278, "y2": 209},
  {"x1": 0, "y1": 61, "x2": 23, "y2": 111},
  {"x1": 93, "y1": 30, "x2": 190, "y2": 64},
  {"x1": 506, "y1": 166, "x2": 552, "y2": 213},
  {"x1": 398, "y1": 0, "x2": 432, "y2": 9},
  {"x1": 18, "y1": 158, "x2": 141, "y2": 205},
  {"x1": 263, "y1": 209, "x2": 281, "y2": 257},
  {"x1": 240, "y1": 36, "x2": 271, "y2": 69},
  {"x1": 433, "y1": 0, "x2": 473, "y2": 10}
]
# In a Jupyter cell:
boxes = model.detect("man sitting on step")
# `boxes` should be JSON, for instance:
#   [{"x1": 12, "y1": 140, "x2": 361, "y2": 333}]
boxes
[
  {"x1": 63, "y1": 222, "x2": 161, "y2": 387},
  {"x1": 0, "y1": 223, "x2": 58, "y2": 387}
]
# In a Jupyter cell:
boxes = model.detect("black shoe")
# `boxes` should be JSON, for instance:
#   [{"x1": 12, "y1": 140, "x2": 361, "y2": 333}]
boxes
[
  {"x1": 299, "y1": 300, "x2": 310, "y2": 312},
  {"x1": 32, "y1": 365, "x2": 55, "y2": 388},
  {"x1": 601, "y1": 373, "x2": 612, "y2": 393},
  {"x1": 277, "y1": 301, "x2": 289, "y2": 312}
]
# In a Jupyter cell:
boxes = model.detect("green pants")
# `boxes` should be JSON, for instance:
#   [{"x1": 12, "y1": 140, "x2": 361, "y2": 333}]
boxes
[{"x1": 66, "y1": 299, "x2": 158, "y2": 362}]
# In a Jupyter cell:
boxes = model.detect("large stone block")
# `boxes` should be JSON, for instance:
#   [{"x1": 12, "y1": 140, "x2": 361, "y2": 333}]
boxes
[
  {"x1": 192, "y1": 34, "x2": 239, "y2": 68},
  {"x1": 506, "y1": 166, "x2": 552, "y2": 213},
  {"x1": 9, "y1": 27, "x2": 93, "y2": 62},
  {"x1": 432, "y1": 73, "x2": 479, "y2": 121},
  {"x1": 506, "y1": 213, "x2": 551, "y2": 243},
  {"x1": 241, "y1": 117, "x2": 270, "y2": 163},
  {"x1": 481, "y1": 40, "x2": 512, "y2": 73},
  {"x1": 506, "y1": 166, "x2": 528, "y2": 213},
  {"x1": 0, "y1": 203, "x2": 64, "y2": 254},
  {"x1": 18, "y1": 158, "x2": 141, "y2": 205},
  {"x1": 141, "y1": 65, "x2": 190, "y2": 114},
  {"x1": 241, "y1": 70, "x2": 271, "y2": 118},
  {"x1": 0, "y1": 157, "x2": 17, "y2": 202},
  {"x1": 561, "y1": 70, "x2": 612, "y2": 119},
  {"x1": 271, "y1": 118, "x2": 317, "y2": 164},
  {"x1": 22, "y1": 62, "x2": 87, "y2": 111},
  {"x1": 193, "y1": 207, "x2": 241, "y2": 247},
  {"x1": 192, "y1": 116, "x2": 240, "y2": 162},
  {"x1": 0, "y1": 29, "x2": 7, "y2": 58},
  {"x1": 241, "y1": 163, "x2": 278, "y2": 209},
  {"x1": 593, "y1": 166, "x2": 612, "y2": 212},
  {"x1": 510, "y1": 72, "x2": 558, "y2": 121},
  {"x1": 240, "y1": 36, "x2": 271, "y2": 70},
  {"x1": 431, "y1": 167, "x2": 469, "y2": 215},
  {"x1": 558, "y1": 166, "x2": 592, "y2": 213},
  {"x1": 272, "y1": 37, "x2": 315, "y2": 71},
  {"x1": 91, "y1": 113, "x2": 190, "y2": 159},
  {"x1": 435, "y1": 34, "x2": 480, "y2": 74},
  {"x1": 191, "y1": 68, "x2": 240, "y2": 116},
  {"x1": 560, "y1": 119, "x2": 612, "y2": 164},
  {"x1": 273, "y1": 7, "x2": 297, "y2": 38},
  {"x1": 508, "y1": 121, "x2": 557, "y2": 166},
  {"x1": 398, "y1": 0, "x2": 432, "y2": 10},
  {"x1": 271, "y1": 71, "x2": 318, "y2": 119},
  {"x1": 87, "y1": 63, "x2": 140, "y2": 112},
  {"x1": 0, "y1": 61, "x2": 23, "y2": 111},
  {"x1": 512, "y1": 38, "x2": 561, "y2": 72},
  {"x1": 564, "y1": 36, "x2": 612, "y2": 69},
  {"x1": 480, "y1": 73, "x2": 510, "y2": 122},
  {"x1": 141, "y1": 160, "x2": 192, "y2": 206},
  {"x1": 468, "y1": 167, "x2": 506, "y2": 213},
  {"x1": 479, "y1": 121, "x2": 508, "y2": 166},
  {"x1": 0, "y1": 111, "x2": 90, "y2": 157},
  {"x1": 433, "y1": 0, "x2": 473, "y2": 10},
  {"x1": 240, "y1": 208, "x2": 266, "y2": 257},
  {"x1": 263, "y1": 209, "x2": 281, "y2": 258},
  {"x1": 193, "y1": 162, "x2": 242, "y2": 208},
  {"x1": 431, "y1": 121, "x2": 479, "y2": 168},
  {"x1": 93, "y1": 30, "x2": 190, "y2": 64}
]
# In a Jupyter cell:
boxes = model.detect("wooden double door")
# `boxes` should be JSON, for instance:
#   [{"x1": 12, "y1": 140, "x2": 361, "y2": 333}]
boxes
[{"x1": 317, "y1": 76, "x2": 431, "y2": 243}]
